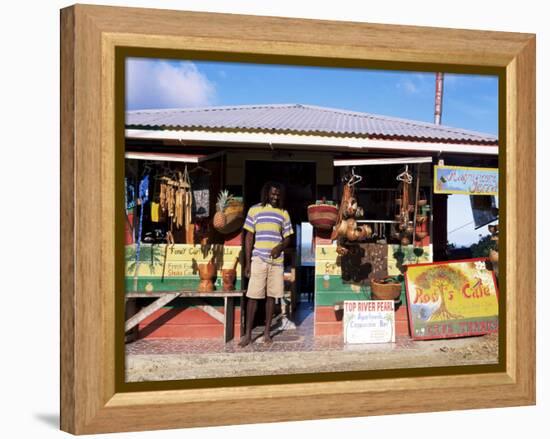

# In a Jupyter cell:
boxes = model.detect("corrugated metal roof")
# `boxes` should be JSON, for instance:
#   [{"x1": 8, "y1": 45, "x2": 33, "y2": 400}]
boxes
[{"x1": 126, "y1": 104, "x2": 498, "y2": 145}]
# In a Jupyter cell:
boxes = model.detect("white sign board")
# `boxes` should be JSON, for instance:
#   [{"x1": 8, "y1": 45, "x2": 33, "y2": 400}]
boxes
[{"x1": 343, "y1": 300, "x2": 395, "y2": 344}]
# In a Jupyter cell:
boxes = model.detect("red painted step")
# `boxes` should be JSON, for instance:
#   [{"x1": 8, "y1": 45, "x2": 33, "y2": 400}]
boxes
[{"x1": 137, "y1": 307, "x2": 243, "y2": 339}]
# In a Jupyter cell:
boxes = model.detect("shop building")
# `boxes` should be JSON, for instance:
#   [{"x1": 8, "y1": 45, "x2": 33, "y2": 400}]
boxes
[{"x1": 124, "y1": 104, "x2": 498, "y2": 341}]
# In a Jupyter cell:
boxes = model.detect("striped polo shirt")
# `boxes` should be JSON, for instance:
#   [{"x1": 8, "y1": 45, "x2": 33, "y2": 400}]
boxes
[{"x1": 243, "y1": 203, "x2": 293, "y2": 265}]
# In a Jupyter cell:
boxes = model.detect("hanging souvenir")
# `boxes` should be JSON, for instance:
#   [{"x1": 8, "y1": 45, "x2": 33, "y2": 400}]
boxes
[{"x1": 190, "y1": 166, "x2": 211, "y2": 219}]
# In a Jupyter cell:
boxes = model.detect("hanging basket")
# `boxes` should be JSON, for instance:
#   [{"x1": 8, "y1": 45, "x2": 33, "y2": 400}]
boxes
[
  {"x1": 307, "y1": 203, "x2": 338, "y2": 230},
  {"x1": 214, "y1": 199, "x2": 245, "y2": 234}
]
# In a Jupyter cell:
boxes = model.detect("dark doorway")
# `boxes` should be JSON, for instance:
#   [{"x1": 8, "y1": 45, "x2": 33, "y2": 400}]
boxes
[
  {"x1": 243, "y1": 160, "x2": 317, "y2": 328},
  {"x1": 244, "y1": 160, "x2": 316, "y2": 224}
]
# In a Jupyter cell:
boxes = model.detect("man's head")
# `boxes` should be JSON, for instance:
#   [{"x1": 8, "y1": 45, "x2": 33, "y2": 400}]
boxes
[{"x1": 260, "y1": 181, "x2": 285, "y2": 208}]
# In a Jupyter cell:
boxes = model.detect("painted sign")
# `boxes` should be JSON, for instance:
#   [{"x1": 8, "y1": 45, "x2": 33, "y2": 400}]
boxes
[
  {"x1": 125, "y1": 244, "x2": 242, "y2": 292},
  {"x1": 434, "y1": 165, "x2": 498, "y2": 195},
  {"x1": 405, "y1": 258, "x2": 499, "y2": 340},
  {"x1": 343, "y1": 300, "x2": 395, "y2": 344}
]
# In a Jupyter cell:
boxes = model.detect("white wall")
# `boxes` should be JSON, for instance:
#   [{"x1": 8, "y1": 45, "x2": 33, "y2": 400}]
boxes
[{"x1": 1, "y1": 1, "x2": 546, "y2": 439}]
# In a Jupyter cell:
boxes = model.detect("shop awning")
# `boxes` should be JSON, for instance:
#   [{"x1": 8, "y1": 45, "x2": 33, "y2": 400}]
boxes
[
  {"x1": 124, "y1": 151, "x2": 224, "y2": 163},
  {"x1": 333, "y1": 156, "x2": 433, "y2": 167},
  {"x1": 126, "y1": 130, "x2": 498, "y2": 156}
]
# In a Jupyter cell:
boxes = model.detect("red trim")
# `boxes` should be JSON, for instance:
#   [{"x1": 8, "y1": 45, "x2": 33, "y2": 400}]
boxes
[
  {"x1": 406, "y1": 256, "x2": 489, "y2": 268},
  {"x1": 407, "y1": 327, "x2": 498, "y2": 341}
]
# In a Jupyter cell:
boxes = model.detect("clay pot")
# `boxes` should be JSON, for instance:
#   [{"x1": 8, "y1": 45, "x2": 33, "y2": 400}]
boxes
[
  {"x1": 371, "y1": 277, "x2": 402, "y2": 301},
  {"x1": 358, "y1": 224, "x2": 372, "y2": 240},
  {"x1": 346, "y1": 227, "x2": 361, "y2": 241},
  {"x1": 335, "y1": 220, "x2": 349, "y2": 237},
  {"x1": 197, "y1": 260, "x2": 217, "y2": 292},
  {"x1": 221, "y1": 269, "x2": 236, "y2": 291},
  {"x1": 344, "y1": 197, "x2": 358, "y2": 218}
]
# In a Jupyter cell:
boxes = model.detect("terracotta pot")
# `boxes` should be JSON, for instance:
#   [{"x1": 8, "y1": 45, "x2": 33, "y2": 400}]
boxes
[
  {"x1": 346, "y1": 218, "x2": 357, "y2": 230},
  {"x1": 336, "y1": 220, "x2": 349, "y2": 237},
  {"x1": 358, "y1": 224, "x2": 372, "y2": 240},
  {"x1": 371, "y1": 277, "x2": 402, "y2": 301},
  {"x1": 346, "y1": 227, "x2": 361, "y2": 241},
  {"x1": 344, "y1": 197, "x2": 358, "y2": 218},
  {"x1": 221, "y1": 269, "x2": 236, "y2": 291}
]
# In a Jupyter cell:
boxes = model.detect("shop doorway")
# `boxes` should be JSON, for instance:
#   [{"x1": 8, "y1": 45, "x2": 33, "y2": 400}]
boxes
[{"x1": 244, "y1": 160, "x2": 317, "y2": 326}]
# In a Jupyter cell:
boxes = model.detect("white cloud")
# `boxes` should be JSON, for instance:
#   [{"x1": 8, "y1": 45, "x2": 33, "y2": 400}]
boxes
[
  {"x1": 126, "y1": 58, "x2": 216, "y2": 110},
  {"x1": 397, "y1": 78, "x2": 420, "y2": 95}
]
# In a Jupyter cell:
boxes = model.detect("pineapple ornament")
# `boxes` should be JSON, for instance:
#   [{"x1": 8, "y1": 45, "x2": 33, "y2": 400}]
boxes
[{"x1": 213, "y1": 189, "x2": 230, "y2": 231}]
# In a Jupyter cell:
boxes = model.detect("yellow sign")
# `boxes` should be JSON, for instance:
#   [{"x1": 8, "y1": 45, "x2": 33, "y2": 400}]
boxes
[
  {"x1": 405, "y1": 258, "x2": 499, "y2": 340},
  {"x1": 125, "y1": 244, "x2": 242, "y2": 278}
]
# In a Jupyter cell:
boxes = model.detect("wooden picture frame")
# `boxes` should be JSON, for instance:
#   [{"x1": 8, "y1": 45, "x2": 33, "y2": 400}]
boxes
[{"x1": 60, "y1": 4, "x2": 535, "y2": 434}]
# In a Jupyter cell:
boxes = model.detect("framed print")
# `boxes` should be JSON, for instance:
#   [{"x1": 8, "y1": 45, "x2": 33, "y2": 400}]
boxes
[{"x1": 60, "y1": 4, "x2": 535, "y2": 434}]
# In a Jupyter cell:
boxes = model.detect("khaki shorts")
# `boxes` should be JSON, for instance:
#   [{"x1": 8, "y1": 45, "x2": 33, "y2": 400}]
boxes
[{"x1": 246, "y1": 256, "x2": 284, "y2": 299}]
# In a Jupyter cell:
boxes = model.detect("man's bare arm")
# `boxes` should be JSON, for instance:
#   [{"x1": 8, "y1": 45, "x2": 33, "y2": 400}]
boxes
[
  {"x1": 270, "y1": 236, "x2": 291, "y2": 260},
  {"x1": 244, "y1": 231, "x2": 254, "y2": 278}
]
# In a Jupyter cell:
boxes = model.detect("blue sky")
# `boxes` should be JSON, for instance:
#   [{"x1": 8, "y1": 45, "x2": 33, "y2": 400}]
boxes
[
  {"x1": 126, "y1": 58, "x2": 498, "y2": 135},
  {"x1": 126, "y1": 58, "x2": 499, "y2": 246}
]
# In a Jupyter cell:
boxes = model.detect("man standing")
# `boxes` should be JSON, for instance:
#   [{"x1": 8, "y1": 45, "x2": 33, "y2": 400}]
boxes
[{"x1": 239, "y1": 182, "x2": 293, "y2": 347}]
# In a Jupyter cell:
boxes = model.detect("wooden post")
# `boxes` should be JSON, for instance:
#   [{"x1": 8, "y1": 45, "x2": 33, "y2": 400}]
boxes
[{"x1": 224, "y1": 297, "x2": 235, "y2": 343}]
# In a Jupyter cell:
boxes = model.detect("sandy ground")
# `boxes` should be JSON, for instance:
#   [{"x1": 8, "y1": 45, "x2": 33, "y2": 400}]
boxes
[{"x1": 126, "y1": 333, "x2": 498, "y2": 382}]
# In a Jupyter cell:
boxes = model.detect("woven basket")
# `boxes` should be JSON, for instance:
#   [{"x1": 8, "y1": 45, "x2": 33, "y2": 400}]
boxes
[
  {"x1": 214, "y1": 200, "x2": 244, "y2": 234},
  {"x1": 224, "y1": 199, "x2": 244, "y2": 217},
  {"x1": 307, "y1": 204, "x2": 338, "y2": 230},
  {"x1": 371, "y1": 277, "x2": 402, "y2": 300}
]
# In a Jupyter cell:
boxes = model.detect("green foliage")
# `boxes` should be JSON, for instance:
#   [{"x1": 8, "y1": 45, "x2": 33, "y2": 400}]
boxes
[
  {"x1": 415, "y1": 265, "x2": 468, "y2": 290},
  {"x1": 125, "y1": 244, "x2": 164, "y2": 274},
  {"x1": 470, "y1": 234, "x2": 498, "y2": 258}
]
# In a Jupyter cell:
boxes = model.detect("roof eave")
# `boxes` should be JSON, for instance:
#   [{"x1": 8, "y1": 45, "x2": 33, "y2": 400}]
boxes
[{"x1": 125, "y1": 129, "x2": 499, "y2": 156}]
